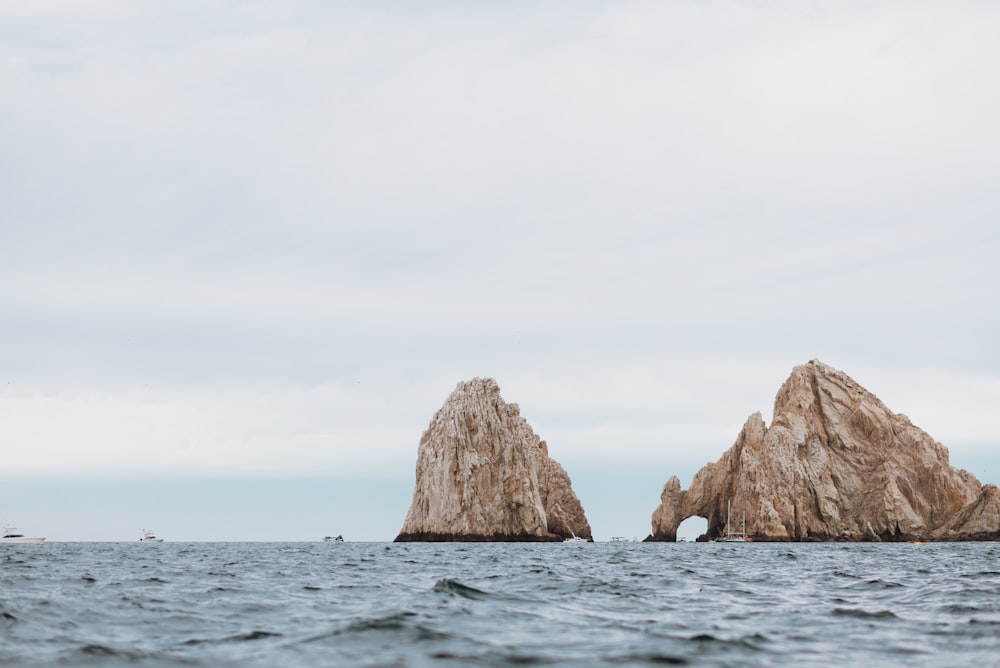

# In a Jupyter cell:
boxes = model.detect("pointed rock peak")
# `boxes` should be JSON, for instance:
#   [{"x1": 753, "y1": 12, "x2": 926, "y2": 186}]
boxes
[
  {"x1": 441, "y1": 376, "x2": 504, "y2": 411},
  {"x1": 396, "y1": 377, "x2": 592, "y2": 542},
  {"x1": 772, "y1": 360, "x2": 891, "y2": 422},
  {"x1": 435, "y1": 377, "x2": 527, "y2": 426},
  {"x1": 740, "y1": 411, "x2": 767, "y2": 436},
  {"x1": 450, "y1": 376, "x2": 501, "y2": 399}
]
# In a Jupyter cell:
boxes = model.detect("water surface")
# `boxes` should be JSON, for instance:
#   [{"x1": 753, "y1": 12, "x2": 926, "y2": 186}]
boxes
[{"x1": 2, "y1": 541, "x2": 999, "y2": 666}]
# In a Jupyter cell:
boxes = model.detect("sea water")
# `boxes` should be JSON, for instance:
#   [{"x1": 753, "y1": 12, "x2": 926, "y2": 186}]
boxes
[{"x1": 2, "y1": 541, "x2": 999, "y2": 666}]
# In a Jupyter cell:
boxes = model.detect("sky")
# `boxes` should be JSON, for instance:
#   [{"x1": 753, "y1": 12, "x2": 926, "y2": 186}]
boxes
[{"x1": 1, "y1": 1, "x2": 998, "y2": 542}]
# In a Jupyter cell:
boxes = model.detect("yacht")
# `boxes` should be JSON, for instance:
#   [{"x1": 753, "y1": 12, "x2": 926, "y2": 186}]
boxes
[
  {"x1": 138, "y1": 529, "x2": 164, "y2": 543},
  {"x1": 1, "y1": 527, "x2": 45, "y2": 543},
  {"x1": 722, "y1": 500, "x2": 752, "y2": 542},
  {"x1": 323, "y1": 535, "x2": 344, "y2": 543}
]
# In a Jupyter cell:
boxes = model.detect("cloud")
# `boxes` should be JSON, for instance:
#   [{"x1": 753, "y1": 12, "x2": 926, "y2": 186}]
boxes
[
  {"x1": 1, "y1": 1, "x2": 998, "y2": 511},
  {"x1": 3, "y1": 355, "x2": 994, "y2": 486},
  {"x1": 0, "y1": 381, "x2": 430, "y2": 477}
]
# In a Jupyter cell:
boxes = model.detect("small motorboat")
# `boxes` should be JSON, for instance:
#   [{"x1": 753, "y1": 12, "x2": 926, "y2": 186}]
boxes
[
  {"x1": 565, "y1": 534, "x2": 588, "y2": 543},
  {"x1": 138, "y1": 529, "x2": 164, "y2": 543},
  {"x1": 323, "y1": 535, "x2": 344, "y2": 543},
  {"x1": 1, "y1": 527, "x2": 45, "y2": 544}
]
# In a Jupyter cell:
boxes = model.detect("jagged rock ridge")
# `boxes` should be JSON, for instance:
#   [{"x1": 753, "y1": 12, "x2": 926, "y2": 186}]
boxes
[
  {"x1": 396, "y1": 377, "x2": 592, "y2": 542},
  {"x1": 650, "y1": 360, "x2": 997, "y2": 541}
]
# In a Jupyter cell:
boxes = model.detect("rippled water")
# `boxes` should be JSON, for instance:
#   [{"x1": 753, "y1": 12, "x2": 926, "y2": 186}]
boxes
[{"x1": 2, "y1": 541, "x2": 1000, "y2": 666}]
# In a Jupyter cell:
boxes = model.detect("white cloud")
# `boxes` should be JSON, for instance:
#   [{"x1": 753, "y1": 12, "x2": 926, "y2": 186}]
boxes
[
  {"x1": 1, "y1": 1, "x2": 998, "y2": 530},
  {"x1": 0, "y1": 381, "x2": 429, "y2": 478}
]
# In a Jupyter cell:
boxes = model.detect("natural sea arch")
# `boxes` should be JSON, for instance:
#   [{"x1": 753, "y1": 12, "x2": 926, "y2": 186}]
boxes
[{"x1": 675, "y1": 516, "x2": 707, "y2": 542}]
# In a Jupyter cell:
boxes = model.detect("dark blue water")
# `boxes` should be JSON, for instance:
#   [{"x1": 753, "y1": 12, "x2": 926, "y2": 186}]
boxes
[{"x1": 2, "y1": 541, "x2": 999, "y2": 666}]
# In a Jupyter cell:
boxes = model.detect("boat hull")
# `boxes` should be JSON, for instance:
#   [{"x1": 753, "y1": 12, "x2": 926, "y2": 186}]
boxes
[{"x1": 0, "y1": 537, "x2": 45, "y2": 543}]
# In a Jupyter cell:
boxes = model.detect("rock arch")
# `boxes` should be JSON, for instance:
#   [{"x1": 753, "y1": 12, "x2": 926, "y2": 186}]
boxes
[
  {"x1": 647, "y1": 474, "x2": 740, "y2": 541},
  {"x1": 648, "y1": 361, "x2": 989, "y2": 542}
]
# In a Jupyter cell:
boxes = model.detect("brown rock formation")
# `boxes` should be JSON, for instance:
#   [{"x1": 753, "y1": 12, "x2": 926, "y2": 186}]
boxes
[
  {"x1": 395, "y1": 377, "x2": 592, "y2": 542},
  {"x1": 650, "y1": 360, "x2": 994, "y2": 542},
  {"x1": 932, "y1": 484, "x2": 1000, "y2": 541}
]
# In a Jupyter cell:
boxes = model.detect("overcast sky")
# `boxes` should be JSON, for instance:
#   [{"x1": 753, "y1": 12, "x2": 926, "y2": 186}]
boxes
[{"x1": 2, "y1": 1, "x2": 998, "y2": 541}]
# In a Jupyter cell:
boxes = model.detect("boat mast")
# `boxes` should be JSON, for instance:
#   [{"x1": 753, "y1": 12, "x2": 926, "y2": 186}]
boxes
[{"x1": 727, "y1": 499, "x2": 732, "y2": 537}]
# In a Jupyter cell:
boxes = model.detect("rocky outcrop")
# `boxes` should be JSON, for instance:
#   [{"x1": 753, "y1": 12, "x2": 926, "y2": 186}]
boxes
[
  {"x1": 649, "y1": 360, "x2": 993, "y2": 541},
  {"x1": 932, "y1": 484, "x2": 1000, "y2": 541},
  {"x1": 396, "y1": 378, "x2": 592, "y2": 542}
]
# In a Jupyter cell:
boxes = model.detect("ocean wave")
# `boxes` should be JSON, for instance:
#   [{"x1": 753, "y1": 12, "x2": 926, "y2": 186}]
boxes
[
  {"x1": 1, "y1": 608, "x2": 19, "y2": 627},
  {"x1": 181, "y1": 630, "x2": 283, "y2": 646},
  {"x1": 432, "y1": 578, "x2": 493, "y2": 600},
  {"x1": 831, "y1": 608, "x2": 898, "y2": 620},
  {"x1": 301, "y1": 611, "x2": 452, "y2": 647}
]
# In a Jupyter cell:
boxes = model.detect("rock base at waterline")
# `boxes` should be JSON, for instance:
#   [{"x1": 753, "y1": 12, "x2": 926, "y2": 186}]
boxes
[{"x1": 394, "y1": 532, "x2": 566, "y2": 542}]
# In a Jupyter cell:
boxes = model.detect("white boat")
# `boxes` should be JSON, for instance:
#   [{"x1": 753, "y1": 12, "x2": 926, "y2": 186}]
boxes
[
  {"x1": 1, "y1": 527, "x2": 45, "y2": 544},
  {"x1": 323, "y1": 535, "x2": 344, "y2": 543},
  {"x1": 565, "y1": 534, "x2": 588, "y2": 543},
  {"x1": 722, "y1": 500, "x2": 752, "y2": 542},
  {"x1": 138, "y1": 529, "x2": 164, "y2": 543}
]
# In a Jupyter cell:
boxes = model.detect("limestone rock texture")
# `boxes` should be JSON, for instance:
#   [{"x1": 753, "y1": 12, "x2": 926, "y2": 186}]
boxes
[
  {"x1": 395, "y1": 377, "x2": 592, "y2": 542},
  {"x1": 932, "y1": 484, "x2": 1000, "y2": 541},
  {"x1": 650, "y1": 360, "x2": 996, "y2": 542}
]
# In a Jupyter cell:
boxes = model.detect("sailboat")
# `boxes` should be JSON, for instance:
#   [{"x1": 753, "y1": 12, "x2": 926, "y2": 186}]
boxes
[{"x1": 723, "y1": 500, "x2": 751, "y2": 542}]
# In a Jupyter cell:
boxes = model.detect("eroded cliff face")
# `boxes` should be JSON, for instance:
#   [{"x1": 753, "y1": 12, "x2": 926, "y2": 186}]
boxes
[
  {"x1": 932, "y1": 484, "x2": 1000, "y2": 541},
  {"x1": 396, "y1": 378, "x2": 592, "y2": 542},
  {"x1": 650, "y1": 361, "x2": 991, "y2": 541}
]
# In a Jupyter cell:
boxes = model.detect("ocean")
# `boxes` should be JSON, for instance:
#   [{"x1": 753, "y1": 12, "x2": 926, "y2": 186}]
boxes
[{"x1": 2, "y1": 541, "x2": 999, "y2": 666}]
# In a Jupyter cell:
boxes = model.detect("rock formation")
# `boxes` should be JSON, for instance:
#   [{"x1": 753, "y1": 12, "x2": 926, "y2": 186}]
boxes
[
  {"x1": 396, "y1": 377, "x2": 592, "y2": 542},
  {"x1": 650, "y1": 360, "x2": 997, "y2": 541},
  {"x1": 932, "y1": 484, "x2": 1000, "y2": 541}
]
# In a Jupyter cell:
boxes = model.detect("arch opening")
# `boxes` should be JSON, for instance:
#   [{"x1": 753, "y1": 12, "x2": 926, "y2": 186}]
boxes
[{"x1": 676, "y1": 516, "x2": 707, "y2": 542}]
